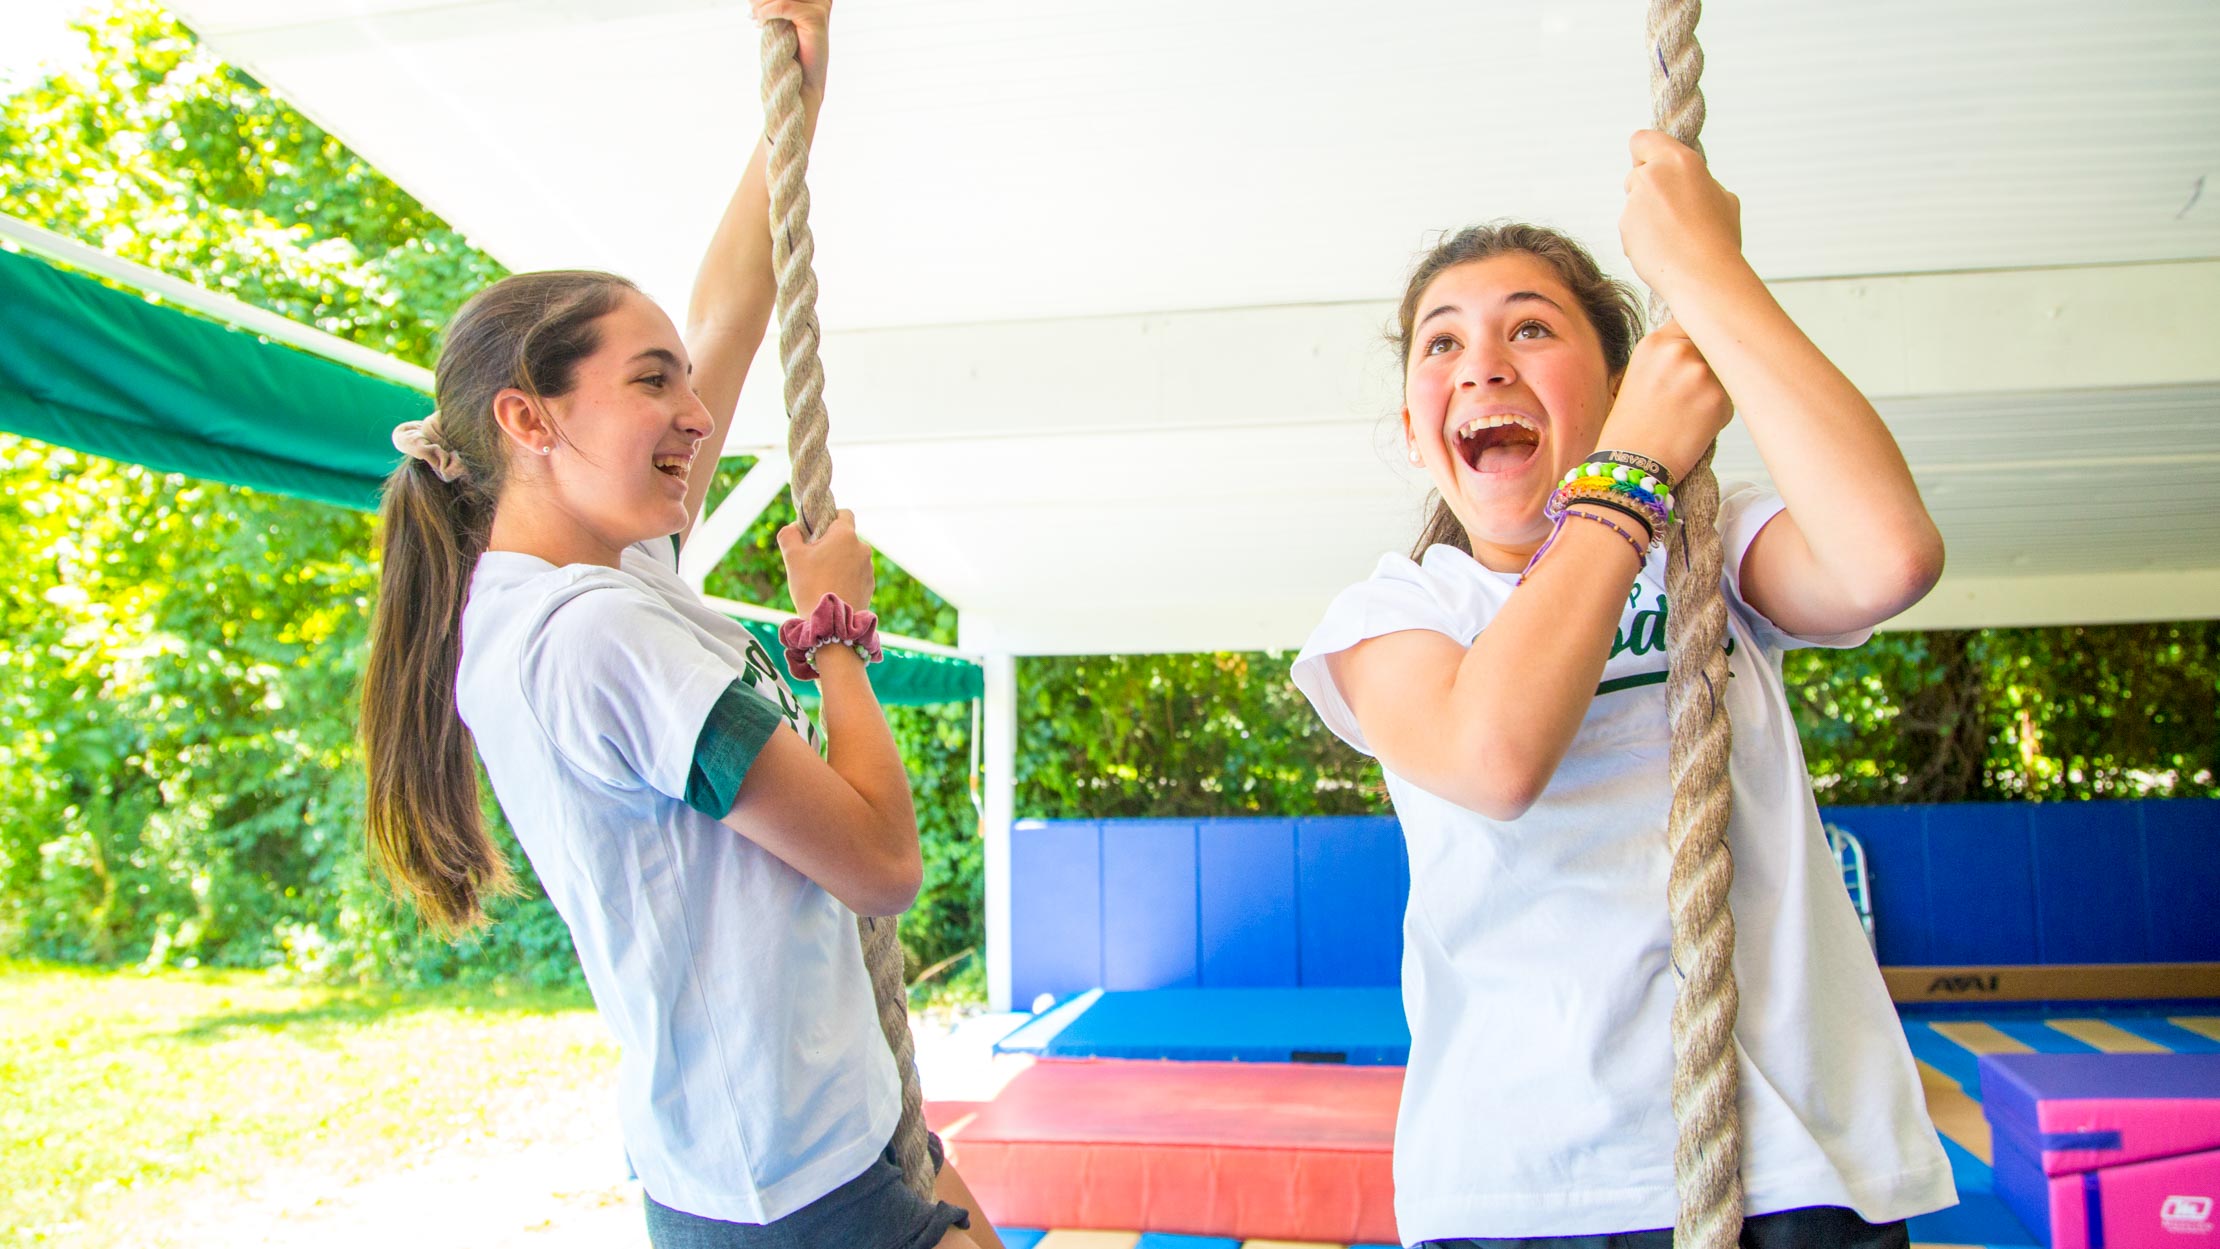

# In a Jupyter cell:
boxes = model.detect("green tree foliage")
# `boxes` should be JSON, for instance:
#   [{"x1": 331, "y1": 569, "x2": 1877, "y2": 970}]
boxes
[
  {"x1": 1016, "y1": 651, "x2": 1385, "y2": 818},
  {"x1": 0, "y1": 1, "x2": 979, "y2": 981},
  {"x1": 0, "y1": 0, "x2": 506, "y2": 976},
  {"x1": 1788, "y1": 624, "x2": 2220, "y2": 805}
]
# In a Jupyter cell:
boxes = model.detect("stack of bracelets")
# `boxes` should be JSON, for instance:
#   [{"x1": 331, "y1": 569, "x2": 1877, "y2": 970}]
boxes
[{"x1": 1518, "y1": 450, "x2": 1677, "y2": 585}]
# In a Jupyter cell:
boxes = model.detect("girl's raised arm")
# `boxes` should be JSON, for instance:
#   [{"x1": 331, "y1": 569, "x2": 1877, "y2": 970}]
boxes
[
  {"x1": 1620, "y1": 129, "x2": 1944, "y2": 637},
  {"x1": 680, "y1": 0, "x2": 831, "y2": 541}
]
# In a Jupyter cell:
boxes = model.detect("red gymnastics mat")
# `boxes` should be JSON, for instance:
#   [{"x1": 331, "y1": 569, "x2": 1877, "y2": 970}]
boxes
[{"x1": 943, "y1": 1058, "x2": 1401, "y2": 1243}]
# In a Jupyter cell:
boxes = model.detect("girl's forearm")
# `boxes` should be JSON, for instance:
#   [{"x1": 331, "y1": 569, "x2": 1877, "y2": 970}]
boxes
[
  {"x1": 688, "y1": 87, "x2": 824, "y2": 342},
  {"x1": 809, "y1": 648, "x2": 919, "y2": 847},
  {"x1": 1666, "y1": 262, "x2": 1943, "y2": 600},
  {"x1": 1445, "y1": 523, "x2": 1638, "y2": 814}
]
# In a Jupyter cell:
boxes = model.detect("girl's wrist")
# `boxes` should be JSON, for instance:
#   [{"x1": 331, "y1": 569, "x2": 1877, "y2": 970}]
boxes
[
  {"x1": 1590, "y1": 426, "x2": 1705, "y2": 486},
  {"x1": 1653, "y1": 250, "x2": 1764, "y2": 326},
  {"x1": 778, "y1": 593, "x2": 882, "y2": 680}
]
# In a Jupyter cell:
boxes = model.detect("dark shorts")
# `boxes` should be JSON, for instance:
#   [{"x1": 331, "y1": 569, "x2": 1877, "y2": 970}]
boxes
[
  {"x1": 643, "y1": 1131, "x2": 970, "y2": 1249},
  {"x1": 1421, "y1": 1204, "x2": 1911, "y2": 1249}
]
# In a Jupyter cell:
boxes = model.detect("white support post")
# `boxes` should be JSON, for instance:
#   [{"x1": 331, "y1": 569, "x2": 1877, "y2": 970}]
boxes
[
  {"x1": 973, "y1": 644, "x2": 1018, "y2": 1013},
  {"x1": 680, "y1": 451, "x2": 788, "y2": 592}
]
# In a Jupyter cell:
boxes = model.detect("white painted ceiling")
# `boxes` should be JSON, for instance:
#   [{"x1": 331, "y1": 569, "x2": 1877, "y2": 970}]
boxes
[{"x1": 171, "y1": 0, "x2": 2220, "y2": 652}]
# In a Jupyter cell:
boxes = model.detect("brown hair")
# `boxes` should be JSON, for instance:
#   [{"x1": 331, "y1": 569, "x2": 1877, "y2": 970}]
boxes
[
  {"x1": 360, "y1": 270, "x2": 636, "y2": 934},
  {"x1": 1395, "y1": 223, "x2": 1645, "y2": 558}
]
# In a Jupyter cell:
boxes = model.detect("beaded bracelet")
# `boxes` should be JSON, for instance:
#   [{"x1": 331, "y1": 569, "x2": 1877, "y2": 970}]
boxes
[
  {"x1": 1559, "y1": 460, "x2": 1674, "y2": 507},
  {"x1": 1548, "y1": 482, "x2": 1669, "y2": 549},
  {"x1": 1556, "y1": 479, "x2": 1665, "y2": 526},
  {"x1": 1552, "y1": 461, "x2": 1676, "y2": 527},
  {"x1": 1517, "y1": 507, "x2": 1650, "y2": 586},
  {"x1": 1556, "y1": 492, "x2": 1660, "y2": 547},
  {"x1": 1585, "y1": 448, "x2": 1674, "y2": 488}
]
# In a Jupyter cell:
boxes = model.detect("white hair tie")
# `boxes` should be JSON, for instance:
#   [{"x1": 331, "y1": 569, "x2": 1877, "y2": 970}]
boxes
[{"x1": 392, "y1": 413, "x2": 469, "y2": 483}]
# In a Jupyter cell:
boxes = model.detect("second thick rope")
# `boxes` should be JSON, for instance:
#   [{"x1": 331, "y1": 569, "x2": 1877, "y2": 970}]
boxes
[
  {"x1": 759, "y1": 16, "x2": 936, "y2": 1201},
  {"x1": 1646, "y1": 0, "x2": 1744, "y2": 1244}
]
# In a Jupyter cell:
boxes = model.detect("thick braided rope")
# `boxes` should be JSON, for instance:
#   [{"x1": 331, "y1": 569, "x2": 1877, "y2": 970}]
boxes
[
  {"x1": 759, "y1": 18, "x2": 936, "y2": 1201},
  {"x1": 1646, "y1": 1, "x2": 1744, "y2": 1244}
]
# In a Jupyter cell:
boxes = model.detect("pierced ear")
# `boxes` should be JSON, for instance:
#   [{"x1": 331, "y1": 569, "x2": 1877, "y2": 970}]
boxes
[
  {"x1": 1400, "y1": 409, "x2": 1424, "y2": 465},
  {"x1": 491, "y1": 388, "x2": 554, "y2": 457}
]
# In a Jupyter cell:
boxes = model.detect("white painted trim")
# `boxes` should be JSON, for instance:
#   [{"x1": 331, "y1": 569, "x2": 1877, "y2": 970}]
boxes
[
  {"x1": 731, "y1": 260, "x2": 2220, "y2": 451},
  {"x1": 0, "y1": 212, "x2": 435, "y2": 393},
  {"x1": 697, "y1": 594, "x2": 976, "y2": 661}
]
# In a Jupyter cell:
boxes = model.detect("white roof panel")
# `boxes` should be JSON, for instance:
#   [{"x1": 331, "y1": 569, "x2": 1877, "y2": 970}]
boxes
[{"x1": 170, "y1": 0, "x2": 2220, "y2": 650}]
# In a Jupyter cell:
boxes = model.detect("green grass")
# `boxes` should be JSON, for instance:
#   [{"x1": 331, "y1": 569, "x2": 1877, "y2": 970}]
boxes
[{"x1": 0, "y1": 960, "x2": 617, "y2": 1247}]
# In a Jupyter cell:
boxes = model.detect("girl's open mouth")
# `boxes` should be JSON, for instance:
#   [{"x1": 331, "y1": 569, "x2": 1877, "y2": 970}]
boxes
[
  {"x1": 1453, "y1": 413, "x2": 1542, "y2": 474},
  {"x1": 652, "y1": 453, "x2": 692, "y2": 481}
]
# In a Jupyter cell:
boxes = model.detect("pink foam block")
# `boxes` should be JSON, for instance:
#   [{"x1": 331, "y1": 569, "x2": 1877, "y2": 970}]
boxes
[
  {"x1": 944, "y1": 1058, "x2": 1400, "y2": 1243},
  {"x1": 2036, "y1": 1146, "x2": 2220, "y2": 1249},
  {"x1": 1983, "y1": 1054, "x2": 2220, "y2": 1174}
]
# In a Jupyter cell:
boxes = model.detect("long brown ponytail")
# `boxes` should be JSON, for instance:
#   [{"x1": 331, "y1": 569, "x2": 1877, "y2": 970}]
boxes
[
  {"x1": 1393, "y1": 223, "x2": 1645, "y2": 559},
  {"x1": 360, "y1": 270, "x2": 635, "y2": 934}
]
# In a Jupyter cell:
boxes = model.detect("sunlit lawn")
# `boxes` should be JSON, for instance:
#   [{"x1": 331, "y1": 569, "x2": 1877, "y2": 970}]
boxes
[{"x1": 0, "y1": 960, "x2": 617, "y2": 1247}]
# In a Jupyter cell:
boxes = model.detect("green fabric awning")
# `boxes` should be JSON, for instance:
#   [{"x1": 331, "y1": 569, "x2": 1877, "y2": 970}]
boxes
[
  {"x1": 0, "y1": 244, "x2": 422, "y2": 509},
  {"x1": 0, "y1": 245, "x2": 979, "y2": 705}
]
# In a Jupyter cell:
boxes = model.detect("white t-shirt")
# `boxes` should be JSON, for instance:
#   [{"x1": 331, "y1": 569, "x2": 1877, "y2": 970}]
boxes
[
  {"x1": 1291, "y1": 484, "x2": 1953, "y2": 1242},
  {"x1": 456, "y1": 537, "x2": 898, "y2": 1224}
]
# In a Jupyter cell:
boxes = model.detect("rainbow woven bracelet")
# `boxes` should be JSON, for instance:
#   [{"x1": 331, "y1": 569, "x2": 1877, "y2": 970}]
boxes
[{"x1": 1548, "y1": 460, "x2": 1677, "y2": 526}]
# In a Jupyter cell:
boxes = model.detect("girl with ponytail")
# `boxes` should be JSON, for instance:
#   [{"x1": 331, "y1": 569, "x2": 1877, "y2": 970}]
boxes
[{"x1": 358, "y1": 5, "x2": 1000, "y2": 1246}]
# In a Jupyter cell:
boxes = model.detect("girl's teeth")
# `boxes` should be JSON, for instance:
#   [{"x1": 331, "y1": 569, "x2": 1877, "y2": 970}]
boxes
[{"x1": 1457, "y1": 415, "x2": 1536, "y2": 437}]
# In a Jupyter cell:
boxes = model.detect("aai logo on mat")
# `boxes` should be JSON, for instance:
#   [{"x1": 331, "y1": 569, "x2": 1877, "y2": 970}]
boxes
[{"x1": 2162, "y1": 1195, "x2": 2213, "y2": 1235}]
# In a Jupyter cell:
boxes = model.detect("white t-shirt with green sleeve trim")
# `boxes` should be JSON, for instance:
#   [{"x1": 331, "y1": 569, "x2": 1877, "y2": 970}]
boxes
[
  {"x1": 1290, "y1": 483, "x2": 1954, "y2": 1241},
  {"x1": 456, "y1": 536, "x2": 897, "y2": 1225}
]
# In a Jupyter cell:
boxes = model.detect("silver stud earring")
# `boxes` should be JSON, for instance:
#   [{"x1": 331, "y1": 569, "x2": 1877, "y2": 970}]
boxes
[{"x1": 538, "y1": 444, "x2": 552, "y2": 456}]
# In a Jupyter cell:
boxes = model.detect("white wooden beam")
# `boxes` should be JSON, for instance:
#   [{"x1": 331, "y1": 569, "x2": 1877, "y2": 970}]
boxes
[
  {"x1": 736, "y1": 260, "x2": 2220, "y2": 450},
  {"x1": 1886, "y1": 569, "x2": 2220, "y2": 633}
]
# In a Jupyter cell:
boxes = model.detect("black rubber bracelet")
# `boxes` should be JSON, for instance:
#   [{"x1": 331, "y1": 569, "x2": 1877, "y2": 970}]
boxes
[
  {"x1": 1560, "y1": 495, "x2": 1659, "y2": 550},
  {"x1": 1584, "y1": 449, "x2": 1674, "y2": 490}
]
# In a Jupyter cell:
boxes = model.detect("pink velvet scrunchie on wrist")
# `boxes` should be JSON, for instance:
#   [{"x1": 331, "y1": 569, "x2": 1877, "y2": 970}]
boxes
[{"x1": 777, "y1": 593, "x2": 884, "y2": 680}]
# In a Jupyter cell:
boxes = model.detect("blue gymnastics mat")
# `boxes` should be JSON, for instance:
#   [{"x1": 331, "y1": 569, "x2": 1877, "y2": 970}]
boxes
[{"x1": 994, "y1": 986, "x2": 1410, "y2": 1064}]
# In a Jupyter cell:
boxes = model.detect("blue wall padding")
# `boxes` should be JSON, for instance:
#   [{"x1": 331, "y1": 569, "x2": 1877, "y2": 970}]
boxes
[
  {"x1": 1829, "y1": 799, "x2": 2219, "y2": 971},
  {"x1": 1923, "y1": 801, "x2": 2041, "y2": 965},
  {"x1": 1295, "y1": 818, "x2": 1407, "y2": 987},
  {"x1": 2144, "y1": 802, "x2": 2220, "y2": 961},
  {"x1": 1101, "y1": 820, "x2": 1199, "y2": 990},
  {"x1": 1845, "y1": 804, "x2": 1933, "y2": 966},
  {"x1": 2031, "y1": 802, "x2": 2150, "y2": 963},
  {"x1": 1010, "y1": 820, "x2": 1103, "y2": 1003},
  {"x1": 1009, "y1": 800, "x2": 2219, "y2": 1005},
  {"x1": 1198, "y1": 819, "x2": 1298, "y2": 987}
]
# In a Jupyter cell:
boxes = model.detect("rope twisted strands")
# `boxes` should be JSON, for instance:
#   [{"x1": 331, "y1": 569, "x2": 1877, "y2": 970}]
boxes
[
  {"x1": 1646, "y1": 0, "x2": 1744, "y2": 1244},
  {"x1": 859, "y1": 913, "x2": 934, "y2": 1197},
  {"x1": 759, "y1": 18, "x2": 935, "y2": 1201},
  {"x1": 760, "y1": 17, "x2": 836, "y2": 539}
]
